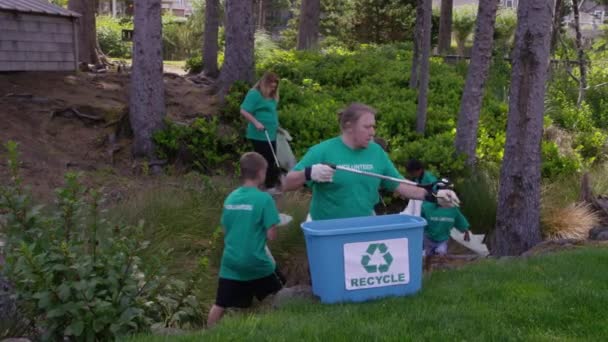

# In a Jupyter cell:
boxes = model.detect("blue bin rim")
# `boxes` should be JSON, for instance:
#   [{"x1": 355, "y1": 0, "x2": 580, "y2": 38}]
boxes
[{"x1": 301, "y1": 214, "x2": 427, "y2": 236}]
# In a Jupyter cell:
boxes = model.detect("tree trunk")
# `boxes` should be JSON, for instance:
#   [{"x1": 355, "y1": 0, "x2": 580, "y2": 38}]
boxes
[
  {"x1": 202, "y1": 0, "x2": 220, "y2": 77},
  {"x1": 68, "y1": 0, "x2": 100, "y2": 65},
  {"x1": 492, "y1": 0, "x2": 555, "y2": 256},
  {"x1": 550, "y1": 0, "x2": 563, "y2": 54},
  {"x1": 454, "y1": 0, "x2": 500, "y2": 165},
  {"x1": 218, "y1": 0, "x2": 255, "y2": 100},
  {"x1": 572, "y1": 0, "x2": 587, "y2": 107},
  {"x1": 255, "y1": 0, "x2": 268, "y2": 30},
  {"x1": 409, "y1": 0, "x2": 424, "y2": 89},
  {"x1": 129, "y1": 0, "x2": 165, "y2": 160},
  {"x1": 297, "y1": 0, "x2": 321, "y2": 50},
  {"x1": 438, "y1": 0, "x2": 453, "y2": 55},
  {"x1": 415, "y1": 0, "x2": 432, "y2": 134}
]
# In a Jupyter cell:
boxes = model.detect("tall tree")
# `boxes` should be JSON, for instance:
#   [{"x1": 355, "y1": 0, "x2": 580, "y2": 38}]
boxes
[
  {"x1": 218, "y1": 0, "x2": 255, "y2": 99},
  {"x1": 68, "y1": 0, "x2": 99, "y2": 65},
  {"x1": 454, "y1": 0, "x2": 500, "y2": 165},
  {"x1": 415, "y1": 0, "x2": 432, "y2": 134},
  {"x1": 438, "y1": 0, "x2": 454, "y2": 55},
  {"x1": 409, "y1": 0, "x2": 424, "y2": 89},
  {"x1": 492, "y1": 0, "x2": 555, "y2": 256},
  {"x1": 572, "y1": 0, "x2": 587, "y2": 107},
  {"x1": 297, "y1": 0, "x2": 321, "y2": 50},
  {"x1": 254, "y1": 0, "x2": 269, "y2": 29},
  {"x1": 550, "y1": 0, "x2": 564, "y2": 54},
  {"x1": 203, "y1": 0, "x2": 220, "y2": 77},
  {"x1": 129, "y1": 0, "x2": 165, "y2": 160}
]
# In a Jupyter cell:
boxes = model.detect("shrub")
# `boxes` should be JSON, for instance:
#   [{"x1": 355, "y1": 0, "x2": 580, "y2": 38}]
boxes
[
  {"x1": 96, "y1": 16, "x2": 132, "y2": 58},
  {"x1": 0, "y1": 142, "x2": 203, "y2": 341},
  {"x1": 154, "y1": 117, "x2": 245, "y2": 173}
]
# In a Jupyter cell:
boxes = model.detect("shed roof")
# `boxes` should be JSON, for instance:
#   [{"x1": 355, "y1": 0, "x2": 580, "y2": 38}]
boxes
[{"x1": 0, "y1": 0, "x2": 80, "y2": 18}]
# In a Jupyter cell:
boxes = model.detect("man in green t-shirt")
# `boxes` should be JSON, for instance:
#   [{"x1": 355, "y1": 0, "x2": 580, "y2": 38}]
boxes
[
  {"x1": 421, "y1": 201, "x2": 470, "y2": 258},
  {"x1": 283, "y1": 103, "x2": 433, "y2": 220},
  {"x1": 207, "y1": 152, "x2": 284, "y2": 328}
]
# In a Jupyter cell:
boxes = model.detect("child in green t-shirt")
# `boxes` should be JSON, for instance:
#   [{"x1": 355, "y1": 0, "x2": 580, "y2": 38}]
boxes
[
  {"x1": 207, "y1": 152, "x2": 284, "y2": 328},
  {"x1": 421, "y1": 201, "x2": 470, "y2": 258}
]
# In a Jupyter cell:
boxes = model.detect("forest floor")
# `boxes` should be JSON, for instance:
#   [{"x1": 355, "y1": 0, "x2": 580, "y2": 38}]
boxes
[{"x1": 0, "y1": 69, "x2": 216, "y2": 201}]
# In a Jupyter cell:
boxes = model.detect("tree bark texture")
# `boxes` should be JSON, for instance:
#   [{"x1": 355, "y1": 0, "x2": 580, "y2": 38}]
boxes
[
  {"x1": 438, "y1": 0, "x2": 454, "y2": 55},
  {"x1": 415, "y1": 0, "x2": 432, "y2": 134},
  {"x1": 297, "y1": 0, "x2": 321, "y2": 50},
  {"x1": 218, "y1": 0, "x2": 255, "y2": 99},
  {"x1": 454, "y1": 0, "x2": 500, "y2": 165},
  {"x1": 492, "y1": 0, "x2": 555, "y2": 256},
  {"x1": 572, "y1": 0, "x2": 587, "y2": 107},
  {"x1": 409, "y1": 0, "x2": 424, "y2": 89},
  {"x1": 129, "y1": 0, "x2": 165, "y2": 159},
  {"x1": 68, "y1": 0, "x2": 100, "y2": 65},
  {"x1": 203, "y1": 0, "x2": 220, "y2": 77}
]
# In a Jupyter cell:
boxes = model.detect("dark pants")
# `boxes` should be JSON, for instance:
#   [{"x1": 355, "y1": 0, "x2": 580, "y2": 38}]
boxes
[{"x1": 250, "y1": 139, "x2": 280, "y2": 188}]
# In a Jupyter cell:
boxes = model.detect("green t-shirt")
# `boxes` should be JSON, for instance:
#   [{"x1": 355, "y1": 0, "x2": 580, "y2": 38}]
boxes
[
  {"x1": 421, "y1": 202, "x2": 470, "y2": 242},
  {"x1": 416, "y1": 171, "x2": 438, "y2": 186},
  {"x1": 293, "y1": 137, "x2": 404, "y2": 220},
  {"x1": 219, "y1": 186, "x2": 280, "y2": 281},
  {"x1": 241, "y1": 89, "x2": 279, "y2": 141}
]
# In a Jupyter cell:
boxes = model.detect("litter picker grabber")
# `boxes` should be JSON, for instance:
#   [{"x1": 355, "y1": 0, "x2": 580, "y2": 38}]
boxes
[
  {"x1": 264, "y1": 129, "x2": 281, "y2": 168},
  {"x1": 326, "y1": 163, "x2": 458, "y2": 206}
]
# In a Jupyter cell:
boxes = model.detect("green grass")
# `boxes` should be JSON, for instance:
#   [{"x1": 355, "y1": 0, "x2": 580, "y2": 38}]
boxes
[{"x1": 126, "y1": 247, "x2": 608, "y2": 341}]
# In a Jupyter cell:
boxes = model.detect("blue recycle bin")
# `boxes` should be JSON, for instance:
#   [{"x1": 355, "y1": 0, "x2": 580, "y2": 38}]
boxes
[{"x1": 301, "y1": 214, "x2": 426, "y2": 304}]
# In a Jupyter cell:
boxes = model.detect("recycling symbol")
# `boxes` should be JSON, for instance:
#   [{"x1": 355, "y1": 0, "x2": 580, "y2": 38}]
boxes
[{"x1": 361, "y1": 243, "x2": 393, "y2": 273}]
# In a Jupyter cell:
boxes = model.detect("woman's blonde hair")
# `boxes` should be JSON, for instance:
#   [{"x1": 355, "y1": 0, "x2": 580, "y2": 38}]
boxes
[
  {"x1": 337, "y1": 103, "x2": 377, "y2": 130},
  {"x1": 254, "y1": 71, "x2": 280, "y2": 101}
]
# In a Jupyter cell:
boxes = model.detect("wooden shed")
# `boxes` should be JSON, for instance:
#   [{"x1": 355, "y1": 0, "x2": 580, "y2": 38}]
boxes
[{"x1": 0, "y1": 0, "x2": 80, "y2": 72}]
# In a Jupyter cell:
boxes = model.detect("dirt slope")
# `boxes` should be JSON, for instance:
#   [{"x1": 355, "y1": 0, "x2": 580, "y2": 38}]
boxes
[{"x1": 0, "y1": 71, "x2": 217, "y2": 200}]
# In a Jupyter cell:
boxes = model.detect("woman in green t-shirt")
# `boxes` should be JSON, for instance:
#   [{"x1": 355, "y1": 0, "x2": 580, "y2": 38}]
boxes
[
  {"x1": 283, "y1": 103, "x2": 434, "y2": 221},
  {"x1": 240, "y1": 72, "x2": 281, "y2": 192}
]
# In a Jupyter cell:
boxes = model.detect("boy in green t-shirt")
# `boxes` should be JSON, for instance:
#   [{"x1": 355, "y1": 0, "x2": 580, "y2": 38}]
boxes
[
  {"x1": 207, "y1": 152, "x2": 284, "y2": 328},
  {"x1": 421, "y1": 201, "x2": 470, "y2": 258}
]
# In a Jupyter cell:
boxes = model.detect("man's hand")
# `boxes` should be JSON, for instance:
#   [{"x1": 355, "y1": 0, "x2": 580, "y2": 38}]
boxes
[
  {"x1": 464, "y1": 231, "x2": 470, "y2": 242},
  {"x1": 254, "y1": 121, "x2": 265, "y2": 131},
  {"x1": 309, "y1": 164, "x2": 335, "y2": 182}
]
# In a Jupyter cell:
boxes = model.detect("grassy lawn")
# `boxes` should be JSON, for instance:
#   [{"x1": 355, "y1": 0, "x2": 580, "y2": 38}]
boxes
[{"x1": 126, "y1": 246, "x2": 608, "y2": 341}]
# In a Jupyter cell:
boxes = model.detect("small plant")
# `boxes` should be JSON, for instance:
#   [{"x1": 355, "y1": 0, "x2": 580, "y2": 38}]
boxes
[
  {"x1": 541, "y1": 202, "x2": 600, "y2": 240},
  {"x1": 0, "y1": 142, "x2": 203, "y2": 341}
]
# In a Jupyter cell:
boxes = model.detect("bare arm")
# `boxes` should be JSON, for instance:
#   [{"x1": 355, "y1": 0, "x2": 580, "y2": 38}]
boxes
[
  {"x1": 394, "y1": 183, "x2": 428, "y2": 200},
  {"x1": 283, "y1": 170, "x2": 307, "y2": 191},
  {"x1": 240, "y1": 109, "x2": 264, "y2": 130},
  {"x1": 266, "y1": 226, "x2": 278, "y2": 241}
]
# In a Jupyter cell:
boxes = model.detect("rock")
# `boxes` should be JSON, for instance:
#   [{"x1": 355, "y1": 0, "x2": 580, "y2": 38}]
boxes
[
  {"x1": 589, "y1": 226, "x2": 608, "y2": 240},
  {"x1": 595, "y1": 230, "x2": 608, "y2": 241},
  {"x1": 271, "y1": 285, "x2": 315, "y2": 308}
]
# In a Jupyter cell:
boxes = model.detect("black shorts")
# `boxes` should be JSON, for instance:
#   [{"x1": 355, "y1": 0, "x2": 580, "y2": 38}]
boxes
[{"x1": 215, "y1": 269, "x2": 285, "y2": 308}]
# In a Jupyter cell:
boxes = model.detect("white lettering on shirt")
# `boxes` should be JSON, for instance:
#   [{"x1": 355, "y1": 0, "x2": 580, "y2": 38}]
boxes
[
  {"x1": 429, "y1": 217, "x2": 454, "y2": 223},
  {"x1": 224, "y1": 204, "x2": 253, "y2": 211},
  {"x1": 338, "y1": 164, "x2": 374, "y2": 171}
]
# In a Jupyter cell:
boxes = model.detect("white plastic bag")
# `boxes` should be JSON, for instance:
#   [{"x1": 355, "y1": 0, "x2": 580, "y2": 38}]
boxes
[
  {"x1": 276, "y1": 128, "x2": 296, "y2": 171},
  {"x1": 450, "y1": 229, "x2": 490, "y2": 256},
  {"x1": 401, "y1": 199, "x2": 422, "y2": 217}
]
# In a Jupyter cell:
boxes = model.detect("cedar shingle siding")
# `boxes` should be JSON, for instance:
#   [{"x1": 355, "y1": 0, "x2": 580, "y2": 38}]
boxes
[{"x1": 0, "y1": 0, "x2": 80, "y2": 72}]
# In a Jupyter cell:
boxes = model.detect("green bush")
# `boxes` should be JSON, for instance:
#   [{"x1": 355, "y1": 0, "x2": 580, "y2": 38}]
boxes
[
  {"x1": 96, "y1": 16, "x2": 132, "y2": 58},
  {"x1": 184, "y1": 53, "x2": 203, "y2": 74},
  {"x1": 0, "y1": 142, "x2": 203, "y2": 341},
  {"x1": 154, "y1": 117, "x2": 245, "y2": 173}
]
